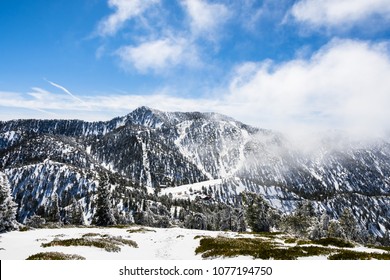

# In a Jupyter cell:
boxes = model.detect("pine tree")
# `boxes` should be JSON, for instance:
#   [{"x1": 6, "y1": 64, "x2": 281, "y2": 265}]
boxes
[
  {"x1": 327, "y1": 219, "x2": 344, "y2": 239},
  {"x1": 0, "y1": 173, "x2": 17, "y2": 232},
  {"x1": 70, "y1": 197, "x2": 84, "y2": 225},
  {"x1": 48, "y1": 193, "x2": 61, "y2": 223},
  {"x1": 280, "y1": 201, "x2": 317, "y2": 238},
  {"x1": 93, "y1": 184, "x2": 116, "y2": 226},
  {"x1": 243, "y1": 192, "x2": 275, "y2": 232},
  {"x1": 320, "y1": 212, "x2": 330, "y2": 232},
  {"x1": 339, "y1": 208, "x2": 358, "y2": 241},
  {"x1": 381, "y1": 230, "x2": 390, "y2": 246}
]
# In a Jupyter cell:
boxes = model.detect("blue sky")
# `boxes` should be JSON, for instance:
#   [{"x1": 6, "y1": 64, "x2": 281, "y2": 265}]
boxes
[{"x1": 1, "y1": 0, "x2": 390, "y2": 135}]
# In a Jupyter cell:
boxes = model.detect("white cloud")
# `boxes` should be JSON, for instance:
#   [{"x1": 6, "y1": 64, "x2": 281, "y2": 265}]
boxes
[
  {"x1": 97, "y1": 0, "x2": 160, "y2": 36},
  {"x1": 290, "y1": 0, "x2": 390, "y2": 28},
  {"x1": 116, "y1": 38, "x2": 198, "y2": 72},
  {"x1": 182, "y1": 0, "x2": 231, "y2": 37},
  {"x1": 0, "y1": 90, "x2": 218, "y2": 121},
  {"x1": 27, "y1": 87, "x2": 51, "y2": 100},
  {"x1": 3, "y1": 39, "x2": 390, "y2": 140},
  {"x1": 227, "y1": 39, "x2": 390, "y2": 137}
]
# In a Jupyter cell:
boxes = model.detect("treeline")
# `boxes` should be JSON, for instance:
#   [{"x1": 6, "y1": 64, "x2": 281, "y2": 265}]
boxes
[
  {"x1": 243, "y1": 192, "x2": 390, "y2": 246},
  {"x1": 3, "y1": 172, "x2": 390, "y2": 247}
]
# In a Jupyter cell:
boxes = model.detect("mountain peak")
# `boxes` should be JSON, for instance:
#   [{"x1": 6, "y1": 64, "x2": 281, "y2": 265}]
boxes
[
  {"x1": 127, "y1": 106, "x2": 167, "y2": 129},
  {"x1": 132, "y1": 106, "x2": 159, "y2": 114}
]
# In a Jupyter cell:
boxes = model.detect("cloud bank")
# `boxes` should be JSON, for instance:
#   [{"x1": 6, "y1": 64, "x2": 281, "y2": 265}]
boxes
[
  {"x1": 2, "y1": 39, "x2": 390, "y2": 139},
  {"x1": 227, "y1": 39, "x2": 390, "y2": 137},
  {"x1": 290, "y1": 0, "x2": 390, "y2": 29}
]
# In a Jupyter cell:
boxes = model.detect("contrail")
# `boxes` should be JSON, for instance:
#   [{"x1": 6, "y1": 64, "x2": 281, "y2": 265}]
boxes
[{"x1": 45, "y1": 79, "x2": 85, "y2": 104}]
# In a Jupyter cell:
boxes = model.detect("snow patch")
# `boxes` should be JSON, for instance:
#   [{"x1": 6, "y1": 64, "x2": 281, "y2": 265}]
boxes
[{"x1": 160, "y1": 179, "x2": 223, "y2": 200}]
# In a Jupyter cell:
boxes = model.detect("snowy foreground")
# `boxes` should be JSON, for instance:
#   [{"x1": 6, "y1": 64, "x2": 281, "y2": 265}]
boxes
[
  {"x1": 0, "y1": 226, "x2": 245, "y2": 260},
  {"x1": 0, "y1": 226, "x2": 386, "y2": 260}
]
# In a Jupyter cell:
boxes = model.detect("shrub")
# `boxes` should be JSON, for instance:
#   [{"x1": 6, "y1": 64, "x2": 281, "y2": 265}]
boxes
[
  {"x1": 82, "y1": 233, "x2": 101, "y2": 238},
  {"x1": 328, "y1": 251, "x2": 390, "y2": 260},
  {"x1": 195, "y1": 237, "x2": 333, "y2": 260},
  {"x1": 41, "y1": 236, "x2": 138, "y2": 252},
  {"x1": 19, "y1": 226, "x2": 31, "y2": 232},
  {"x1": 367, "y1": 245, "x2": 390, "y2": 252},
  {"x1": 25, "y1": 215, "x2": 46, "y2": 228},
  {"x1": 311, "y1": 237, "x2": 354, "y2": 248},
  {"x1": 194, "y1": 235, "x2": 210, "y2": 239},
  {"x1": 42, "y1": 238, "x2": 121, "y2": 252},
  {"x1": 284, "y1": 238, "x2": 297, "y2": 244},
  {"x1": 328, "y1": 251, "x2": 372, "y2": 260},
  {"x1": 26, "y1": 252, "x2": 86, "y2": 260},
  {"x1": 127, "y1": 227, "x2": 156, "y2": 233}
]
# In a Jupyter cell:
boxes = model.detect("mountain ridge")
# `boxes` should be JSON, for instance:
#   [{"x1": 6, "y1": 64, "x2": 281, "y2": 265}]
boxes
[{"x1": 1, "y1": 107, "x2": 390, "y2": 238}]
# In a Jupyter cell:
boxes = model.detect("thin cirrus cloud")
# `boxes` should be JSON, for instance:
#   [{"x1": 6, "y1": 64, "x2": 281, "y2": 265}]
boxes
[
  {"x1": 97, "y1": 0, "x2": 160, "y2": 36},
  {"x1": 290, "y1": 0, "x2": 390, "y2": 28}
]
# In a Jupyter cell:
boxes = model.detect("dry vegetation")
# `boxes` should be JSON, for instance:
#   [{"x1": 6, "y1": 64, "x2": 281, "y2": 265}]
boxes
[
  {"x1": 41, "y1": 234, "x2": 138, "y2": 252},
  {"x1": 26, "y1": 252, "x2": 86, "y2": 260},
  {"x1": 195, "y1": 235, "x2": 390, "y2": 260}
]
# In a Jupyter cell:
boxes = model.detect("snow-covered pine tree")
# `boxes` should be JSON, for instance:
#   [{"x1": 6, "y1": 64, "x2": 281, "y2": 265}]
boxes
[
  {"x1": 243, "y1": 192, "x2": 274, "y2": 232},
  {"x1": 0, "y1": 172, "x2": 17, "y2": 232},
  {"x1": 48, "y1": 193, "x2": 61, "y2": 223},
  {"x1": 280, "y1": 200, "x2": 317, "y2": 238},
  {"x1": 339, "y1": 208, "x2": 358, "y2": 241},
  {"x1": 70, "y1": 197, "x2": 84, "y2": 225},
  {"x1": 308, "y1": 212, "x2": 330, "y2": 239},
  {"x1": 327, "y1": 219, "x2": 344, "y2": 239},
  {"x1": 381, "y1": 230, "x2": 390, "y2": 246},
  {"x1": 93, "y1": 184, "x2": 116, "y2": 226}
]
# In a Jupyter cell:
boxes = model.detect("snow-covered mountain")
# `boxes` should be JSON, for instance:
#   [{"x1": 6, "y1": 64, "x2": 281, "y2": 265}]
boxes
[{"x1": 1, "y1": 106, "x2": 390, "y2": 236}]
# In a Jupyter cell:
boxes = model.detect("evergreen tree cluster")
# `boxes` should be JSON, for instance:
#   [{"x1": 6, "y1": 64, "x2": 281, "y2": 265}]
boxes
[
  {"x1": 241, "y1": 192, "x2": 385, "y2": 245},
  {"x1": 4, "y1": 165, "x2": 388, "y2": 247},
  {"x1": 243, "y1": 192, "x2": 280, "y2": 232},
  {"x1": 93, "y1": 183, "x2": 116, "y2": 226},
  {"x1": 0, "y1": 172, "x2": 17, "y2": 232},
  {"x1": 279, "y1": 201, "x2": 374, "y2": 244}
]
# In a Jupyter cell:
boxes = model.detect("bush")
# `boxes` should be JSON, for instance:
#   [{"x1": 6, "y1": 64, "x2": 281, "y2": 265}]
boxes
[
  {"x1": 25, "y1": 215, "x2": 46, "y2": 228},
  {"x1": 284, "y1": 238, "x2": 297, "y2": 244},
  {"x1": 367, "y1": 245, "x2": 390, "y2": 252},
  {"x1": 26, "y1": 252, "x2": 86, "y2": 260},
  {"x1": 195, "y1": 236, "x2": 333, "y2": 260},
  {"x1": 41, "y1": 236, "x2": 138, "y2": 252},
  {"x1": 328, "y1": 251, "x2": 372, "y2": 260},
  {"x1": 42, "y1": 238, "x2": 121, "y2": 252},
  {"x1": 127, "y1": 227, "x2": 156, "y2": 233},
  {"x1": 311, "y1": 237, "x2": 354, "y2": 248},
  {"x1": 328, "y1": 251, "x2": 390, "y2": 260},
  {"x1": 19, "y1": 226, "x2": 31, "y2": 232}
]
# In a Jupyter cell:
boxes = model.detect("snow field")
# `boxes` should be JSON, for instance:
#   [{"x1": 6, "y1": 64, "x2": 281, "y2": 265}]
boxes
[{"x1": 0, "y1": 226, "x2": 240, "y2": 260}]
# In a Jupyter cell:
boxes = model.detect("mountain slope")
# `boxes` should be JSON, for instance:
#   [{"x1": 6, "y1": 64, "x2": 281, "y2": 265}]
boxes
[{"x1": 1, "y1": 106, "x2": 389, "y2": 236}]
